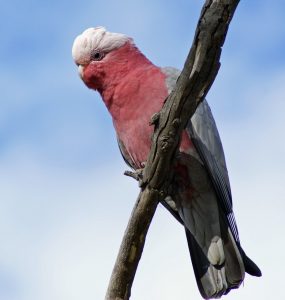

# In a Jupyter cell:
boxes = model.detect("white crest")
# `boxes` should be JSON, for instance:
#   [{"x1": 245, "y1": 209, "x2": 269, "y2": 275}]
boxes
[{"x1": 72, "y1": 26, "x2": 130, "y2": 65}]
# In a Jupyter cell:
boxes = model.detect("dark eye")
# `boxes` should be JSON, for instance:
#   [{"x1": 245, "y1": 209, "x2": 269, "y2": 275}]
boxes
[{"x1": 90, "y1": 51, "x2": 105, "y2": 61}]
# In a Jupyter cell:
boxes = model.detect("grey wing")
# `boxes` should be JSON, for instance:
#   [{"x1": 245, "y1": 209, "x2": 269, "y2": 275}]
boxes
[
  {"x1": 161, "y1": 66, "x2": 181, "y2": 94},
  {"x1": 161, "y1": 66, "x2": 240, "y2": 243},
  {"x1": 117, "y1": 137, "x2": 136, "y2": 170},
  {"x1": 187, "y1": 100, "x2": 240, "y2": 243}
]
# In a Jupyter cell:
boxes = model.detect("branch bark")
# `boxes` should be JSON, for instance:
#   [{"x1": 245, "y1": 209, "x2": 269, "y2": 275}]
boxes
[{"x1": 105, "y1": 1, "x2": 240, "y2": 299}]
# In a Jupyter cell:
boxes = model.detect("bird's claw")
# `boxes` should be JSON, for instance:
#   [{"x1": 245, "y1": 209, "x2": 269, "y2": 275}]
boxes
[{"x1": 124, "y1": 163, "x2": 146, "y2": 187}]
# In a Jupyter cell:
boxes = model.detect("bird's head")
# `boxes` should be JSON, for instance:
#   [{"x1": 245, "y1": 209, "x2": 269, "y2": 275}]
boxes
[{"x1": 72, "y1": 27, "x2": 133, "y2": 91}]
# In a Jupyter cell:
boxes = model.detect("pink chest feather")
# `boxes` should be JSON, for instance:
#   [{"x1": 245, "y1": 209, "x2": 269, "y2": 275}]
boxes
[
  {"x1": 83, "y1": 42, "x2": 195, "y2": 168},
  {"x1": 109, "y1": 69, "x2": 195, "y2": 168},
  {"x1": 111, "y1": 67, "x2": 168, "y2": 167}
]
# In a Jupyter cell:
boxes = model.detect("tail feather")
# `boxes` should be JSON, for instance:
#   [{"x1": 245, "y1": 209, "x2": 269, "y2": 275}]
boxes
[
  {"x1": 239, "y1": 246, "x2": 262, "y2": 277},
  {"x1": 174, "y1": 154, "x2": 261, "y2": 298},
  {"x1": 185, "y1": 224, "x2": 245, "y2": 299}
]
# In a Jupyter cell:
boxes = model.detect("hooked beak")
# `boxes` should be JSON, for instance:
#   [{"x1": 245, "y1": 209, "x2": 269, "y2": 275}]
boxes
[{"x1": 78, "y1": 65, "x2": 84, "y2": 80}]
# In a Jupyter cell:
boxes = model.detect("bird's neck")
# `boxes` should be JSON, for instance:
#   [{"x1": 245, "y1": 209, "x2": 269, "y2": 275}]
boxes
[{"x1": 98, "y1": 42, "x2": 158, "y2": 111}]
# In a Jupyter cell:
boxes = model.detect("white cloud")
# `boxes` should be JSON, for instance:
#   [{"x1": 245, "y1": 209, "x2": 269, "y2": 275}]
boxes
[{"x1": 0, "y1": 151, "x2": 138, "y2": 300}]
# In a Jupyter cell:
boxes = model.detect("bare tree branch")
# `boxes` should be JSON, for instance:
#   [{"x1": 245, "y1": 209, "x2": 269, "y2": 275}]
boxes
[{"x1": 105, "y1": 1, "x2": 240, "y2": 299}]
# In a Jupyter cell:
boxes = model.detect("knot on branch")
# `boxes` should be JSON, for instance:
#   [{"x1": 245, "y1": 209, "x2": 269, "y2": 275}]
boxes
[
  {"x1": 159, "y1": 135, "x2": 173, "y2": 152},
  {"x1": 149, "y1": 112, "x2": 160, "y2": 126},
  {"x1": 149, "y1": 187, "x2": 166, "y2": 199},
  {"x1": 172, "y1": 118, "x2": 181, "y2": 129},
  {"x1": 158, "y1": 118, "x2": 181, "y2": 152}
]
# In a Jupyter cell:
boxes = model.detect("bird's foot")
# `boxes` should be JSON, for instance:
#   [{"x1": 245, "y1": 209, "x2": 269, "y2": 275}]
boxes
[{"x1": 124, "y1": 162, "x2": 146, "y2": 187}]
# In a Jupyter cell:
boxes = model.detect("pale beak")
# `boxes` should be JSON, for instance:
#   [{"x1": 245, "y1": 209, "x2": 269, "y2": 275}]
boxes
[{"x1": 78, "y1": 65, "x2": 84, "y2": 79}]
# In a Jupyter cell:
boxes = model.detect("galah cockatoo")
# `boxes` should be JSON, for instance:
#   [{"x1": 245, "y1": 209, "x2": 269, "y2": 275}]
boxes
[{"x1": 72, "y1": 27, "x2": 261, "y2": 299}]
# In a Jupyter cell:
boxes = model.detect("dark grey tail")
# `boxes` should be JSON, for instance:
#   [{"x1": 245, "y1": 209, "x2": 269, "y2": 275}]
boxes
[{"x1": 185, "y1": 227, "x2": 261, "y2": 299}]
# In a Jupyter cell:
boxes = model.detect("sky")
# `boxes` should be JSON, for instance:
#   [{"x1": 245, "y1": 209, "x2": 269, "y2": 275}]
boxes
[{"x1": 0, "y1": 0, "x2": 285, "y2": 299}]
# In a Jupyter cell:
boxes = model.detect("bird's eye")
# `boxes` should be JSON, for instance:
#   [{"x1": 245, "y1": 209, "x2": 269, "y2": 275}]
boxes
[{"x1": 90, "y1": 51, "x2": 105, "y2": 61}]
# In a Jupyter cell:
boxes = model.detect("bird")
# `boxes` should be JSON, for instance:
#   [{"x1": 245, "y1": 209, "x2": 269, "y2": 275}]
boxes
[{"x1": 72, "y1": 27, "x2": 261, "y2": 299}]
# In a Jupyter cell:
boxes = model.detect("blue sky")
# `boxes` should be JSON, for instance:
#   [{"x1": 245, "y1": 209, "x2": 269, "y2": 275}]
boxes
[{"x1": 1, "y1": 1, "x2": 285, "y2": 299}]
